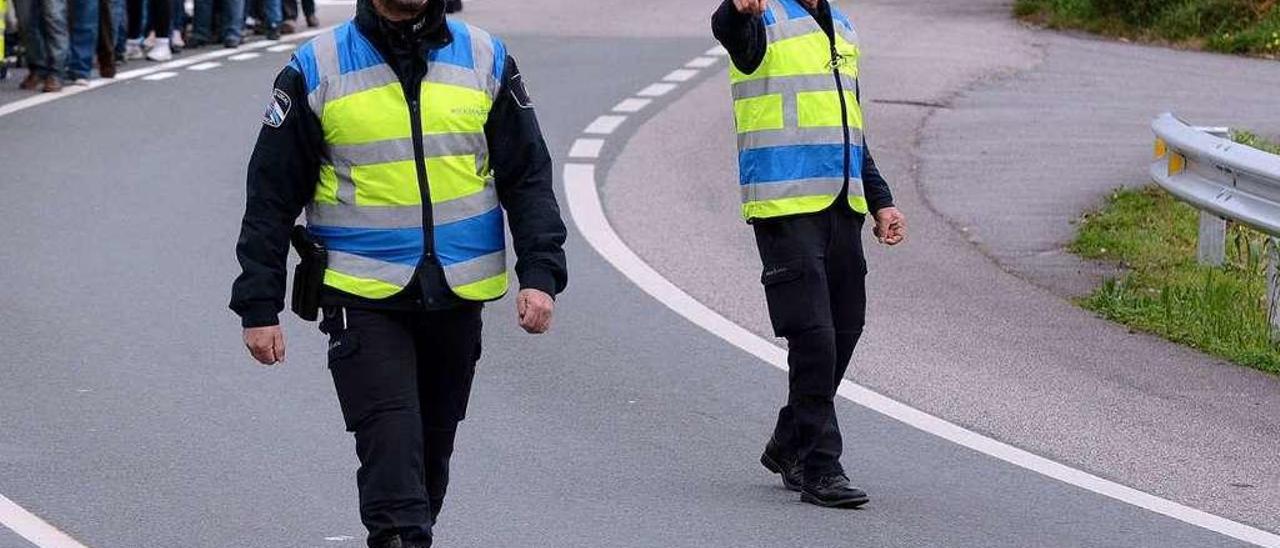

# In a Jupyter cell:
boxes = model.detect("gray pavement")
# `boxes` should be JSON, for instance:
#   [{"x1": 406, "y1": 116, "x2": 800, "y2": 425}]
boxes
[
  {"x1": 0, "y1": 0, "x2": 1274, "y2": 547},
  {"x1": 604, "y1": 0, "x2": 1280, "y2": 535}
]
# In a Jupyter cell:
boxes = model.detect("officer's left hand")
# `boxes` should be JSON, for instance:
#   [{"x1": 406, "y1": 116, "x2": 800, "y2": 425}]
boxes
[
  {"x1": 873, "y1": 206, "x2": 906, "y2": 246},
  {"x1": 517, "y1": 288, "x2": 555, "y2": 334}
]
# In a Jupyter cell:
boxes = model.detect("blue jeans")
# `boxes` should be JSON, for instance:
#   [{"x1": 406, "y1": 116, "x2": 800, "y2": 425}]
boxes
[
  {"x1": 15, "y1": 0, "x2": 69, "y2": 77},
  {"x1": 193, "y1": 0, "x2": 243, "y2": 43},
  {"x1": 64, "y1": 0, "x2": 98, "y2": 79},
  {"x1": 260, "y1": 0, "x2": 280, "y2": 30}
]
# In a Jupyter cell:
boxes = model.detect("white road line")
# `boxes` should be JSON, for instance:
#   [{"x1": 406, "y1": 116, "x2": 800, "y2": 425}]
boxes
[
  {"x1": 636, "y1": 83, "x2": 677, "y2": 98},
  {"x1": 0, "y1": 26, "x2": 332, "y2": 120},
  {"x1": 663, "y1": 69, "x2": 699, "y2": 83},
  {"x1": 228, "y1": 52, "x2": 261, "y2": 61},
  {"x1": 267, "y1": 44, "x2": 297, "y2": 52},
  {"x1": 187, "y1": 62, "x2": 222, "y2": 71},
  {"x1": 705, "y1": 45, "x2": 728, "y2": 57},
  {"x1": 141, "y1": 72, "x2": 178, "y2": 81},
  {"x1": 568, "y1": 138, "x2": 605, "y2": 159},
  {"x1": 685, "y1": 56, "x2": 719, "y2": 69},
  {"x1": 583, "y1": 115, "x2": 626, "y2": 135},
  {"x1": 612, "y1": 98, "x2": 651, "y2": 113},
  {"x1": 561, "y1": 47, "x2": 1280, "y2": 548},
  {"x1": 0, "y1": 494, "x2": 88, "y2": 548}
]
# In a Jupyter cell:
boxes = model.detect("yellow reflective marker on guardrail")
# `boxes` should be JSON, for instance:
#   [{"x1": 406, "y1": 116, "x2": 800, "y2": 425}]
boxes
[
  {"x1": 1154, "y1": 138, "x2": 1167, "y2": 159},
  {"x1": 1168, "y1": 152, "x2": 1186, "y2": 176}
]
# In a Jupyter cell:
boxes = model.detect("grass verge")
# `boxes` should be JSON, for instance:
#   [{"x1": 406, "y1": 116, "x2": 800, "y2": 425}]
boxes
[
  {"x1": 1070, "y1": 131, "x2": 1280, "y2": 374},
  {"x1": 1014, "y1": 0, "x2": 1280, "y2": 57}
]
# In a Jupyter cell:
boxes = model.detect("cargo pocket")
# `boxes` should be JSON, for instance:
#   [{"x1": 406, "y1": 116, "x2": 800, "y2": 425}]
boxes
[{"x1": 761, "y1": 257, "x2": 816, "y2": 337}]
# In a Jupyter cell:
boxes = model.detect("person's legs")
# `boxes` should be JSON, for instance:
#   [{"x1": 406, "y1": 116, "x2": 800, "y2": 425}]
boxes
[
  {"x1": 190, "y1": 0, "x2": 211, "y2": 41},
  {"x1": 63, "y1": 0, "x2": 98, "y2": 80},
  {"x1": 15, "y1": 0, "x2": 50, "y2": 78},
  {"x1": 259, "y1": 0, "x2": 278, "y2": 35},
  {"x1": 413, "y1": 304, "x2": 483, "y2": 526},
  {"x1": 323, "y1": 308, "x2": 433, "y2": 547},
  {"x1": 218, "y1": 0, "x2": 241, "y2": 45},
  {"x1": 95, "y1": 0, "x2": 116, "y2": 76},
  {"x1": 37, "y1": 0, "x2": 66, "y2": 85}
]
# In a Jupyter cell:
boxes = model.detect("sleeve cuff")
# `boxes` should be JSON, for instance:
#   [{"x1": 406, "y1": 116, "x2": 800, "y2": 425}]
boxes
[
  {"x1": 517, "y1": 268, "x2": 560, "y2": 300},
  {"x1": 239, "y1": 306, "x2": 281, "y2": 328},
  {"x1": 869, "y1": 200, "x2": 896, "y2": 214}
]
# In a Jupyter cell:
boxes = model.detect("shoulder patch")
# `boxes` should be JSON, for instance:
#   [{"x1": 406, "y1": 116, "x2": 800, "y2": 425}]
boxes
[{"x1": 263, "y1": 88, "x2": 292, "y2": 128}]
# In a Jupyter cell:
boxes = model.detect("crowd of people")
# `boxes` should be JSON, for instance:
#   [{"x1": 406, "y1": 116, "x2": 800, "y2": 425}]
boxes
[{"x1": 0, "y1": 0, "x2": 320, "y2": 91}]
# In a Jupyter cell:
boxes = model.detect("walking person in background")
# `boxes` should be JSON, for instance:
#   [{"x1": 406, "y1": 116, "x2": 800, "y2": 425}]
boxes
[
  {"x1": 191, "y1": 0, "x2": 244, "y2": 48},
  {"x1": 712, "y1": 0, "x2": 907, "y2": 509},
  {"x1": 15, "y1": 0, "x2": 68, "y2": 91},
  {"x1": 279, "y1": 0, "x2": 316, "y2": 35},
  {"x1": 124, "y1": 0, "x2": 172, "y2": 60},
  {"x1": 64, "y1": 0, "x2": 98, "y2": 85},
  {"x1": 94, "y1": 0, "x2": 116, "y2": 77}
]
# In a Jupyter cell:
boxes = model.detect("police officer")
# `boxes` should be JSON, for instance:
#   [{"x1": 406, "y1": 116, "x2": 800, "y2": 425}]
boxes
[
  {"x1": 229, "y1": 0, "x2": 567, "y2": 543},
  {"x1": 712, "y1": 0, "x2": 906, "y2": 508}
]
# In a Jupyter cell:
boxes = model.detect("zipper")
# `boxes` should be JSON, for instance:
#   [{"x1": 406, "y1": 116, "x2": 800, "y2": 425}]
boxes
[
  {"x1": 829, "y1": 39, "x2": 851, "y2": 192},
  {"x1": 405, "y1": 59, "x2": 437, "y2": 305}
]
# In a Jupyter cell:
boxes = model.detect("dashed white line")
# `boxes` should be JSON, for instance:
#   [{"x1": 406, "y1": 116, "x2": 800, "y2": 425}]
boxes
[
  {"x1": 685, "y1": 56, "x2": 719, "y2": 69},
  {"x1": 187, "y1": 62, "x2": 222, "y2": 71},
  {"x1": 568, "y1": 138, "x2": 605, "y2": 159},
  {"x1": 267, "y1": 43, "x2": 297, "y2": 52},
  {"x1": 562, "y1": 43, "x2": 1280, "y2": 548},
  {"x1": 705, "y1": 44, "x2": 729, "y2": 57},
  {"x1": 228, "y1": 52, "x2": 262, "y2": 61},
  {"x1": 0, "y1": 494, "x2": 88, "y2": 548},
  {"x1": 663, "y1": 69, "x2": 699, "y2": 83},
  {"x1": 637, "y1": 83, "x2": 677, "y2": 98},
  {"x1": 612, "y1": 98, "x2": 652, "y2": 113},
  {"x1": 584, "y1": 115, "x2": 627, "y2": 135},
  {"x1": 141, "y1": 72, "x2": 178, "y2": 81}
]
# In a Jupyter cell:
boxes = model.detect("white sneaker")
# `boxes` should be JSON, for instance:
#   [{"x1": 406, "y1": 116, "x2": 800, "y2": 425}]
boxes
[
  {"x1": 146, "y1": 38, "x2": 173, "y2": 61},
  {"x1": 125, "y1": 38, "x2": 145, "y2": 60},
  {"x1": 68, "y1": 78, "x2": 91, "y2": 87}
]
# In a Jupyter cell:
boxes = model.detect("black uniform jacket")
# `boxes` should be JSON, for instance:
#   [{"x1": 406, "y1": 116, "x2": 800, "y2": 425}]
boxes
[
  {"x1": 231, "y1": 0, "x2": 568, "y2": 328},
  {"x1": 711, "y1": 0, "x2": 895, "y2": 214}
]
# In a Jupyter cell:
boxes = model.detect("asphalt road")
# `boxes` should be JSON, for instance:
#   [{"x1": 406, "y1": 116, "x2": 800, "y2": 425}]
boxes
[{"x1": 0, "y1": 0, "x2": 1275, "y2": 547}]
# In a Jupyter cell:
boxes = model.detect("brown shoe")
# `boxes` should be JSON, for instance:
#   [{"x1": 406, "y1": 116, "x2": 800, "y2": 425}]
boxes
[
  {"x1": 99, "y1": 53, "x2": 118, "y2": 79},
  {"x1": 280, "y1": 20, "x2": 296, "y2": 35},
  {"x1": 42, "y1": 76, "x2": 63, "y2": 93},
  {"x1": 305, "y1": 14, "x2": 319, "y2": 27},
  {"x1": 19, "y1": 71, "x2": 41, "y2": 90}
]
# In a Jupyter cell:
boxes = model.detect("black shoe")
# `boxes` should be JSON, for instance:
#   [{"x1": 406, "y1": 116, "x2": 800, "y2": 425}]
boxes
[
  {"x1": 760, "y1": 440, "x2": 802, "y2": 492},
  {"x1": 266, "y1": 28, "x2": 281, "y2": 40},
  {"x1": 223, "y1": 37, "x2": 241, "y2": 48},
  {"x1": 801, "y1": 474, "x2": 869, "y2": 509}
]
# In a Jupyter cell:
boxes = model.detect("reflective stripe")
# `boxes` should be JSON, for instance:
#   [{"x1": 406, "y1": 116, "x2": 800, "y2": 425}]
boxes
[
  {"x1": 767, "y1": 17, "x2": 819, "y2": 42},
  {"x1": 329, "y1": 133, "x2": 486, "y2": 166},
  {"x1": 307, "y1": 32, "x2": 341, "y2": 114},
  {"x1": 732, "y1": 73, "x2": 857, "y2": 99},
  {"x1": 425, "y1": 63, "x2": 484, "y2": 91},
  {"x1": 742, "y1": 177, "x2": 855, "y2": 202},
  {"x1": 468, "y1": 25, "x2": 499, "y2": 96},
  {"x1": 739, "y1": 126, "x2": 857, "y2": 151},
  {"x1": 442, "y1": 250, "x2": 506, "y2": 286},
  {"x1": 307, "y1": 203, "x2": 423, "y2": 229},
  {"x1": 433, "y1": 185, "x2": 498, "y2": 226},
  {"x1": 328, "y1": 249, "x2": 418, "y2": 285},
  {"x1": 330, "y1": 164, "x2": 358, "y2": 203},
  {"x1": 322, "y1": 65, "x2": 399, "y2": 108}
]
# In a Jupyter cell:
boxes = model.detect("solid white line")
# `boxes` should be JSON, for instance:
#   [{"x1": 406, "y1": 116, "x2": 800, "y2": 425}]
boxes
[
  {"x1": 267, "y1": 44, "x2": 297, "y2": 52},
  {"x1": 0, "y1": 26, "x2": 332, "y2": 120},
  {"x1": 562, "y1": 159, "x2": 1280, "y2": 548},
  {"x1": 141, "y1": 72, "x2": 178, "y2": 81},
  {"x1": 637, "y1": 83, "x2": 677, "y2": 98},
  {"x1": 568, "y1": 139, "x2": 605, "y2": 159},
  {"x1": 0, "y1": 494, "x2": 89, "y2": 548},
  {"x1": 612, "y1": 98, "x2": 652, "y2": 113},
  {"x1": 583, "y1": 115, "x2": 626, "y2": 135},
  {"x1": 686, "y1": 56, "x2": 719, "y2": 69},
  {"x1": 187, "y1": 62, "x2": 222, "y2": 71},
  {"x1": 228, "y1": 52, "x2": 261, "y2": 61},
  {"x1": 663, "y1": 69, "x2": 699, "y2": 83}
]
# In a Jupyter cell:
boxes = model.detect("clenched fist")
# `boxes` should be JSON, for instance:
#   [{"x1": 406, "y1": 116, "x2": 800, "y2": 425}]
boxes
[
  {"x1": 517, "y1": 288, "x2": 555, "y2": 334},
  {"x1": 873, "y1": 206, "x2": 907, "y2": 246},
  {"x1": 244, "y1": 325, "x2": 286, "y2": 366},
  {"x1": 733, "y1": 0, "x2": 767, "y2": 16}
]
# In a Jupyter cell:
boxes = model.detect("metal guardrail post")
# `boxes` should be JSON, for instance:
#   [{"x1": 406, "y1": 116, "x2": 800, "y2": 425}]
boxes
[
  {"x1": 1196, "y1": 212, "x2": 1227, "y2": 266},
  {"x1": 1270, "y1": 239, "x2": 1280, "y2": 342}
]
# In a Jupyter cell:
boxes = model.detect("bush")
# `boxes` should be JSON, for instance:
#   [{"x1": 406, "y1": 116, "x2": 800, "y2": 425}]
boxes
[{"x1": 1015, "y1": 0, "x2": 1280, "y2": 55}]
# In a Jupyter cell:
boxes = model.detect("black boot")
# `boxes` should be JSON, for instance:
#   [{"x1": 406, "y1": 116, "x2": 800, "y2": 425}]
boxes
[
  {"x1": 760, "y1": 439, "x2": 802, "y2": 492},
  {"x1": 801, "y1": 474, "x2": 869, "y2": 508}
]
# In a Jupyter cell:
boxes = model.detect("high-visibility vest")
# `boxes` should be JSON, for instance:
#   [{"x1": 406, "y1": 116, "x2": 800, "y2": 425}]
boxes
[
  {"x1": 729, "y1": 0, "x2": 867, "y2": 222},
  {"x1": 292, "y1": 20, "x2": 509, "y2": 301}
]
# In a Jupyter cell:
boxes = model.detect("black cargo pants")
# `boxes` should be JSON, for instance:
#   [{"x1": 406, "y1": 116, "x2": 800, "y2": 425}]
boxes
[
  {"x1": 753, "y1": 204, "x2": 867, "y2": 483},
  {"x1": 319, "y1": 304, "x2": 483, "y2": 547}
]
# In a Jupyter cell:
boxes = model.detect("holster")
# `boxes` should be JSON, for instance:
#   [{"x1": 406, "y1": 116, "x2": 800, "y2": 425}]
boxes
[{"x1": 289, "y1": 225, "x2": 328, "y2": 322}]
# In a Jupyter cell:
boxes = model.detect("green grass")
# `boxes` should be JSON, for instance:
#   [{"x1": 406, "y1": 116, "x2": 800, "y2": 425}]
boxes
[{"x1": 1014, "y1": 0, "x2": 1280, "y2": 57}]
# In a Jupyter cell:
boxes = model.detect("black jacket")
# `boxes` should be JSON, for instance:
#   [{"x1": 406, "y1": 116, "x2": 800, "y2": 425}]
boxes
[
  {"x1": 231, "y1": 0, "x2": 567, "y2": 328},
  {"x1": 711, "y1": 0, "x2": 894, "y2": 214}
]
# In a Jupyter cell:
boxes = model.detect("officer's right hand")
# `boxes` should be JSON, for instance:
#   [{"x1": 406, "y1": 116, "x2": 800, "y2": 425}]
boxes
[
  {"x1": 244, "y1": 325, "x2": 286, "y2": 366},
  {"x1": 733, "y1": 0, "x2": 767, "y2": 16}
]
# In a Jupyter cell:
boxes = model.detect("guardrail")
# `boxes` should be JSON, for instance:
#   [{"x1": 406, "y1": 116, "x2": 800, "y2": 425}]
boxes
[{"x1": 1150, "y1": 112, "x2": 1280, "y2": 338}]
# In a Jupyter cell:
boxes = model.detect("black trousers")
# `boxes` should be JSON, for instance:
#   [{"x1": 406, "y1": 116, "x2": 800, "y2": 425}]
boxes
[
  {"x1": 752, "y1": 204, "x2": 866, "y2": 483},
  {"x1": 320, "y1": 304, "x2": 484, "y2": 547}
]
